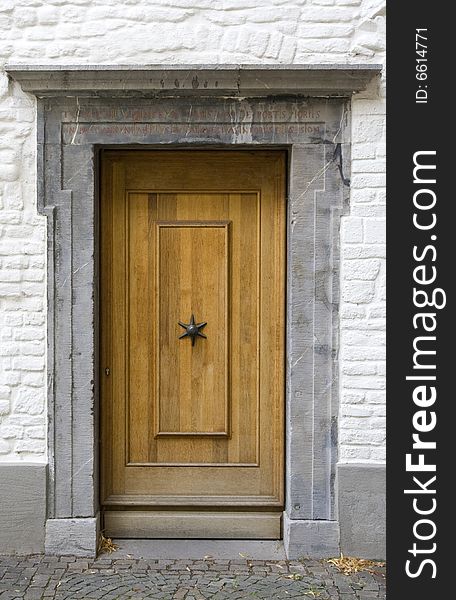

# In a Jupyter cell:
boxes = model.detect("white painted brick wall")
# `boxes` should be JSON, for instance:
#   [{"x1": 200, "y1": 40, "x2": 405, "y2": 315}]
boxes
[{"x1": 0, "y1": 0, "x2": 386, "y2": 464}]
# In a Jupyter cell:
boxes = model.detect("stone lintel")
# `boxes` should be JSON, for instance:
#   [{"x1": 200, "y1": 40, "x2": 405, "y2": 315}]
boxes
[{"x1": 5, "y1": 63, "x2": 382, "y2": 98}]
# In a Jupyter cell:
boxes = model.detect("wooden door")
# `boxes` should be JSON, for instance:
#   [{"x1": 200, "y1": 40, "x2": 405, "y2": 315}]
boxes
[{"x1": 100, "y1": 150, "x2": 286, "y2": 538}]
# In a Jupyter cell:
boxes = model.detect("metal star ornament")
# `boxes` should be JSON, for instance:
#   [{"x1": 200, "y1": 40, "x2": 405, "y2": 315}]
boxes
[{"x1": 178, "y1": 314, "x2": 207, "y2": 346}]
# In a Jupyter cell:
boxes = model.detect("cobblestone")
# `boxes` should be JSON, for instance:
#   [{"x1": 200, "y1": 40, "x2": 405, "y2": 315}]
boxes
[{"x1": 0, "y1": 555, "x2": 386, "y2": 599}]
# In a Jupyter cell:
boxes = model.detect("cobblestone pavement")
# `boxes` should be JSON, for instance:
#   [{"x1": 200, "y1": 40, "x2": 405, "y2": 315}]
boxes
[{"x1": 0, "y1": 555, "x2": 386, "y2": 600}]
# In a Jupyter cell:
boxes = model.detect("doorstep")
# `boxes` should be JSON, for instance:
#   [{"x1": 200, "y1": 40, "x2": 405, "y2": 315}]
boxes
[{"x1": 111, "y1": 539, "x2": 287, "y2": 560}]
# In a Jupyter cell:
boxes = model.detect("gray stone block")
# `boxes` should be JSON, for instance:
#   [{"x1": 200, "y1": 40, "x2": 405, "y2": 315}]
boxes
[
  {"x1": 45, "y1": 517, "x2": 99, "y2": 557},
  {"x1": 0, "y1": 462, "x2": 46, "y2": 554},
  {"x1": 338, "y1": 463, "x2": 385, "y2": 560},
  {"x1": 5, "y1": 64, "x2": 382, "y2": 97},
  {"x1": 283, "y1": 513, "x2": 340, "y2": 559}
]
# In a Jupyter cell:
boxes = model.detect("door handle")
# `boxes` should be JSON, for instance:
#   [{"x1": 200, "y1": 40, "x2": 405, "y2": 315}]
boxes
[{"x1": 178, "y1": 314, "x2": 207, "y2": 346}]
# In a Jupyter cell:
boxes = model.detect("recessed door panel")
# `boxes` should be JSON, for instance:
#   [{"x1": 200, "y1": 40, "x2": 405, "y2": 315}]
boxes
[{"x1": 155, "y1": 220, "x2": 230, "y2": 437}]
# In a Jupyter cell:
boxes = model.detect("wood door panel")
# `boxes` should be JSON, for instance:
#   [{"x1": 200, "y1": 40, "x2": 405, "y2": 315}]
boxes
[
  {"x1": 156, "y1": 221, "x2": 230, "y2": 437},
  {"x1": 101, "y1": 151, "x2": 285, "y2": 518},
  {"x1": 127, "y1": 191, "x2": 260, "y2": 467}
]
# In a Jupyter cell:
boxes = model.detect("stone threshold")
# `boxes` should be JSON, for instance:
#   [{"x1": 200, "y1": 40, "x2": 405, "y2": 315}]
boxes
[{"x1": 111, "y1": 539, "x2": 287, "y2": 560}]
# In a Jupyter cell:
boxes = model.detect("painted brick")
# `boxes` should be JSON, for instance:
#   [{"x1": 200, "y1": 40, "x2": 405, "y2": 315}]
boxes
[
  {"x1": 344, "y1": 346, "x2": 385, "y2": 362},
  {"x1": 341, "y1": 218, "x2": 363, "y2": 244},
  {"x1": 0, "y1": 270, "x2": 22, "y2": 283},
  {"x1": 0, "y1": 439, "x2": 11, "y2": 454},
  {"x1": 14, "y1": 388, "x2": 45, "y2": 415},
  {"x1": 343, "y1": 330, "x2": 385, "y2": 347},
  {"x1": 26, "y1": 425, "x2": 46, "y2": 439},
  {"x1": 343, "y1": 244, "x2": 385, "y2": 259},
  {"x1": 342, "y1": 280, "x2": 375, "y2": 304},
  {"x1": 0, "y1": 211, "x2": 22, "y2": 224},
  {"x1": 376, "y1": 362, "x2": 386, "y2": 376},
  {"x1": 369, "y1": 447, "x2": 386, "y2": 461},
  {"x1": 0, "y1": 386, "x2": 10, "y2": 400},
  {"x1": 343, "y1": 376, "x2": 385, "y2": 390},
  {"x1": 342, "y1": 405, "x2": 373, "y2": 417},
  {"x1": 341, "y1": 306, "x2": 366, "y2": 319},
  {"x1": 344, "y1": 259, "x2": 380, "y2": 281},
  {"x1": 342, "y1": 363, "x2": 377, "y2": 376},
  {"x1": 341, "y1": 416, "x2": 384, "y2": 430},
  {"x1": 22, "y1": 372, "x2": 46, "y2": 387},
  {"x1": 0, "y1": 400, "x2": 11, "y2": 417},
  {"x1": 376, "y1": 189, "x2": 386, "y2": 204},
  {"x1": 351, "y1": 205, "x2": 386, "y2": 218},
  {"x1": 2, "y1": 257, "x2": 29, "y2": 269},
  {"x1": 11, "y1": 357, "x2": 45, "y2": 372},
  {"x1": 364, "y1": 218, "x2": 386, "y2": 244},
  {"x1": 343, "y1": 392, "x2": 366, "y2": 405},
  {"x1": 351, "y1": 173, "x2": 385, "y2": 189},
  {"x1": 297, "y1": 38, "x2": 351, "y2": 54},
  {"x1": 351, "y1": 159, "x2": 386, "y2": 174},
  {"x1": 0, "y1": 0, "x2": 386, "y2": 465},
  {"x1": 352, "y1": 116, "x2": 384, "y2": 142},
  {"x1": 15, "y1": 439, "x2": 45, "y2": 453},
  {"x1": 13, "y1": 328, "x2": 45, "y2": 341},
  {"x1": 368, "y1": 306, "x2": 386, "y2": 318},
  {"x1": 0, "y1": 424, "x2": 23, "y2": 439},
  {"x1": 340, "y1": 429, "x2": 385, "y2": 446},
  {"x1": 2, "y1": 372, "x2": 20, "y2": 386}
]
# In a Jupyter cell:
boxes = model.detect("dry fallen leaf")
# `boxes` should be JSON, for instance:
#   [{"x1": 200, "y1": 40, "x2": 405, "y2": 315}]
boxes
[
  {"x1": 327, "y1": 553, "x2": 385, "y2": 575},
  {"x1": 304, "y1": 591, "x2": 321, "y2": 598},
  {"x1": 97, "y1": 533, "x2": 118, "y2": 554},
  {"x1": 285, "y1": 573, "x2": 303, "y2": 581}
]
